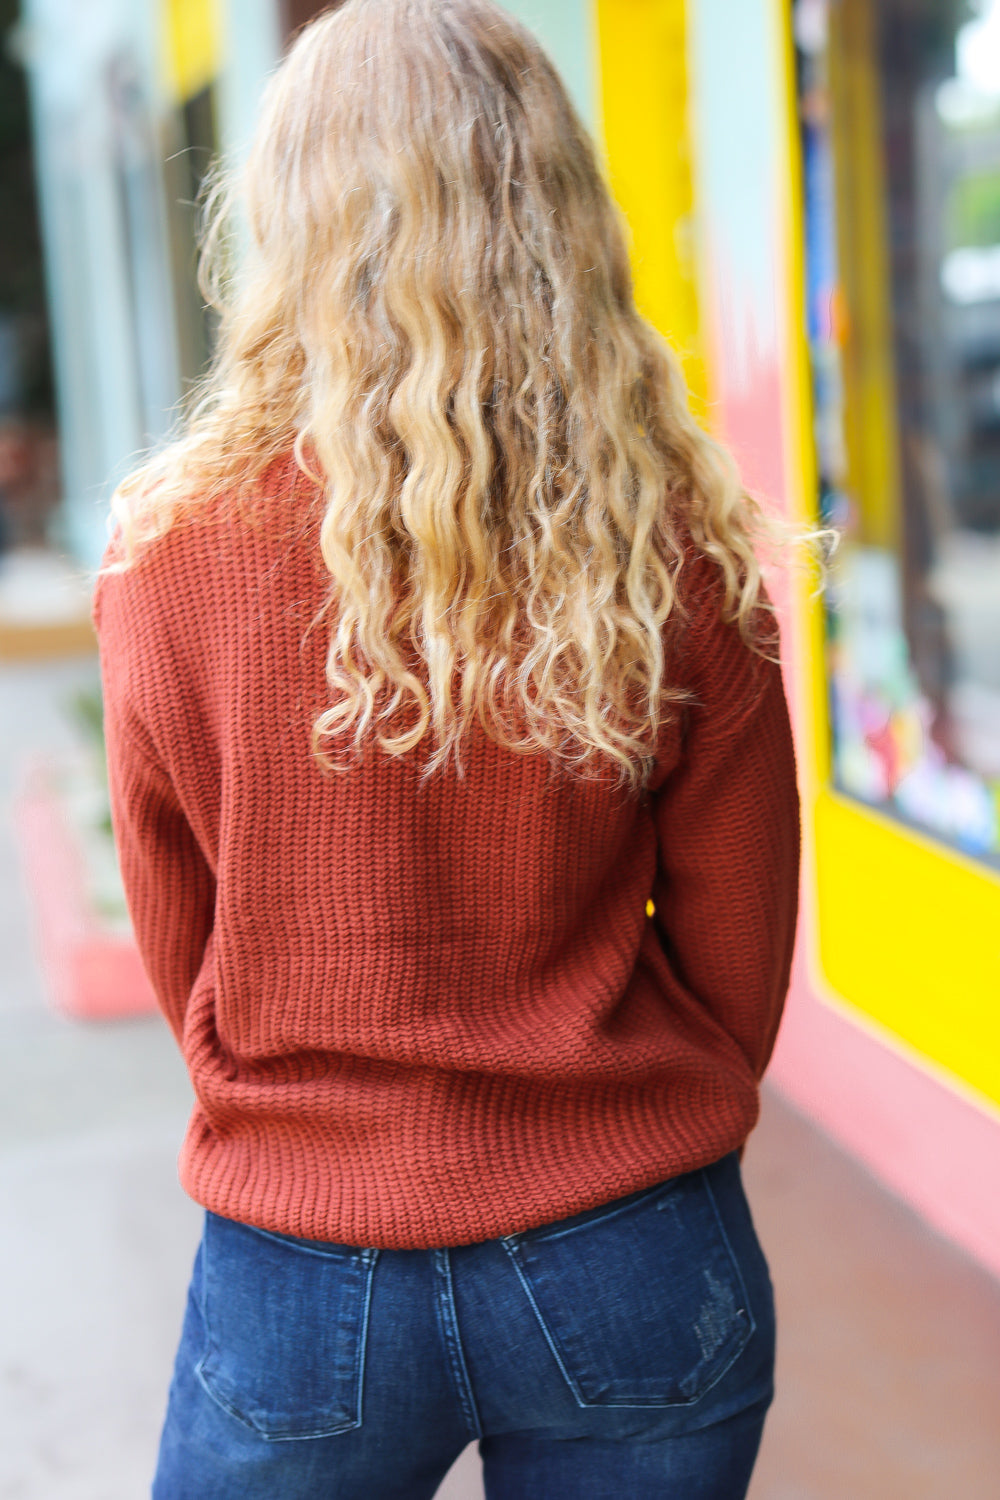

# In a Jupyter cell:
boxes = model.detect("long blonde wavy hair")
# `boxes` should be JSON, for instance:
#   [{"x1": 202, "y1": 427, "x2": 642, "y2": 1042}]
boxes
[{"x1": 114, "y1": 0, "x2": 771, "y2": 784}]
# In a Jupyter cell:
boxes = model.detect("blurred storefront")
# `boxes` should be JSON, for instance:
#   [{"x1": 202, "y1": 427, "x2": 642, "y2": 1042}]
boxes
[
  {"x1": 14, "y1": 0, "x2": 597, "y2": 565},
  {"x1": 12, "y1": 0, "x2": 1000, "y2": 1273},
  {"x1": 16, "y1": 0, "x2": 281, "y2": 565},
  {"x1": 784, "y1": 0, "x2": 1000, "y2": 1268},
  {"x1": 598, "y1": 0, "x2": 1000, "y2": 1278},
  {"x1": 0, "y1": 0, "x2": 58, "y2": 556}
]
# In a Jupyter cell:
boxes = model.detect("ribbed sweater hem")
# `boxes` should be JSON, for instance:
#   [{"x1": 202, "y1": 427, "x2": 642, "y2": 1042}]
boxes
[{"x1": 177, "y1": 1079, "x2": 760, "y2": 1249}]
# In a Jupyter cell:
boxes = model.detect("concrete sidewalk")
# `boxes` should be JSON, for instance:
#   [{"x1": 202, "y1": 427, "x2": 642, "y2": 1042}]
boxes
[{"x1": 3, "y1": 656, "x2": 999, "y2": 1500}]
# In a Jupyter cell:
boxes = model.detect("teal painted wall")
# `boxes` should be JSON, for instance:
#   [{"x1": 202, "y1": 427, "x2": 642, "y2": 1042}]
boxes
[{"x1": 498, "y1": 0, "x2": 597, "y2": 131}]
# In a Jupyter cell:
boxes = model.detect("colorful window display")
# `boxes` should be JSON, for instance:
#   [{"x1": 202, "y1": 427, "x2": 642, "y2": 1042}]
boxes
[{"x1": 795, "y1": 0, "x2": 1000, "y2": 866}]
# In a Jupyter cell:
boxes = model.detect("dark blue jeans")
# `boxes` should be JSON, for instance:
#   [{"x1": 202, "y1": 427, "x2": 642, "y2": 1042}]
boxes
[{"x1": 152, "y1": 1152, "x2": 774, "y2": 1498}]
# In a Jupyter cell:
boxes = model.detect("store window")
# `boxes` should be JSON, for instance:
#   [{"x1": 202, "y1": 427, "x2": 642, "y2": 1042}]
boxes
[{"x1": 796, "y1": 0, "x2": 1000, "y2": 865}]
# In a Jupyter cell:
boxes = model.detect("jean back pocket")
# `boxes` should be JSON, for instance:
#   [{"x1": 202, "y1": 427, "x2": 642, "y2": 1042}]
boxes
[
  {"x1": 502, "y1": 1166, "x2": 755, "y2": 1409},
  {"x1": 195, "y1": 1212, "x2": 378, "y2": 1441}
]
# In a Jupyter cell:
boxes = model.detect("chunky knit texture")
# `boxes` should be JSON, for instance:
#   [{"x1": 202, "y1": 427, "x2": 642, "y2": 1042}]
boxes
[{"x1": 94, "y1": 463, "x2": 800, "y2": 1250}]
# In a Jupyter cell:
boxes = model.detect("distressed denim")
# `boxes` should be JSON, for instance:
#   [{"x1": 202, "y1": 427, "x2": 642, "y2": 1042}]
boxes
[{"x1": 152, "y1": 1151, "x2": 774, "y2": 1499}]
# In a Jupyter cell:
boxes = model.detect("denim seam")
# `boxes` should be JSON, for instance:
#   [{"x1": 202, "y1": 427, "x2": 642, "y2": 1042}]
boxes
[
  {"x1": 700, "y1": 1171, "x2": 755, "y2": 1337},
  {"x1": 194, "y1": 1228, "x2": 379, "y2": 1441},
  {"x1": 353, "y1": 1248, "x2": 380, "y2": 1434},
  {"x1": 681, "y1": 1169, "x2": 757, "y2": 1406},
  {"x1": 235, "y1": 1222, "x2": 369, "y2": 1262},
  {"x1": 431, "y1": 1250, "x2": 483, "y2": 1440},
  {"x1": 500, "y1": 1239, "x2": 588, "y2": 1409},
  {"x1": 192, "y1": 1359, "x2": 364, "y2": 1442},
  {"x1": 519, "y1": 1180, "x2": 676, "y2": 1244},
  {"x1": 502, "y1": 1170, "x2": 758, "y2": 1411}
]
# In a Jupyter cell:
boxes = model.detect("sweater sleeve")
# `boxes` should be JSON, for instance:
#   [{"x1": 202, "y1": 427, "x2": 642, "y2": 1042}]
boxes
[
  {"x1": 95, "y1": 572, "x2": 217, "y2": 1045},
  {"x1": 651, "y1": 570, "x2": 800, "y2": 1080}
]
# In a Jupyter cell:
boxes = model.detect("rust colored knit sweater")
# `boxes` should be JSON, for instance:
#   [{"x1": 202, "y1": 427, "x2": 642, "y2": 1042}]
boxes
[{"x1": 94, "y1": 465, "x2": 800, "y2": 1250}]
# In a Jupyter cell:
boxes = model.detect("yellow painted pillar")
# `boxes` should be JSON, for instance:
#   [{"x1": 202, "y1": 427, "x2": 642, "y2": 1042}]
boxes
[
  {"x1": 162, "y1": 0, "x2": 222, "y2": 104},
  {"x1": 595, "y1": 0, "x2": 707, "y2": 417}
]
